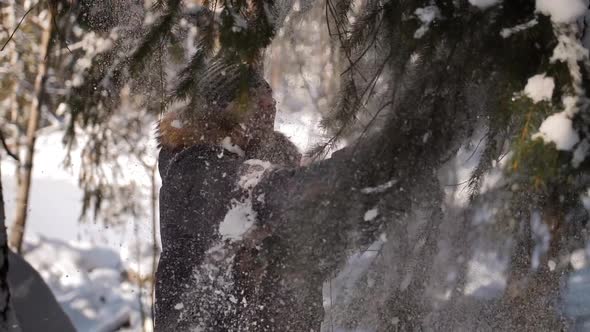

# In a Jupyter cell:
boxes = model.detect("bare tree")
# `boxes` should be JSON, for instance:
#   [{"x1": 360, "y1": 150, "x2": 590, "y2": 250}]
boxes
[{"x1": 9, "y1": 8, "x2": 54, "y2": 253}]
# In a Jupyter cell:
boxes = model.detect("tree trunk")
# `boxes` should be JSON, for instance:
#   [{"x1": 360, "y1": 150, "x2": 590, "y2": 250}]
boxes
[
  {"x1": 6, "y1": 0, "x2": 22, "y2": 182},
  {"x1": 9, "y1": 11, "x2": 53, "y2": 253},
  {"x1": 150, "y1": 163, "x2": 159, "y2": 330},
  {"x1": 0, "y1": 160, "x2": 23, "y2": 331},
  {"x1": 134, "y1": 223, "x2": 147, "y2": 332}
]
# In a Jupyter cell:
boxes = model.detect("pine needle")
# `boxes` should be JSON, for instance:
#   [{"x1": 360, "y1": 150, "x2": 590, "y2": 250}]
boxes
[{"x1": 1, "y1": 3, "x2": 39, "y2": 52}]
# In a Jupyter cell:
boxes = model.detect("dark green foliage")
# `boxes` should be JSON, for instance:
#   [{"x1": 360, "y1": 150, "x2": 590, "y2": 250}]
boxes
[
  {"x1": 62, "y1": 0, "x2": 590, "y2": 242},
  {"x1": 171, "y1": 46, "x2": 209, "y2": 101},
  {"x1": 129, "y1": 0, "x2": 182, "y2": 74},
  {"x1": 60, "y1": 0, "x2": 285, "y2": 221},
  {"x1": 68, "y1": 0, "x2": 284, "y2": 128},
  {"x1": 313, "y1": 3, "x2": 590, "y2": 326},
  {"x1": 54, "y1": 0, "x2": 590, "y2": 329},
  {"x1": 218, "y1": 0, "x2": 276, "y2": 61},
  {"x1": 65, "y1": 47, "x2": 125, "y2": 142}
]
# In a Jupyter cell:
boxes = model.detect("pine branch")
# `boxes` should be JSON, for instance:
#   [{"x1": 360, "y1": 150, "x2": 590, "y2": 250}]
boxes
[
  {"x1": 129, "y1": 0, "x2": 182, "y2": 74},
  {"x1": 1, "y1": 3, "x2": 38, "y2": 52},
  {"x1": 170, "y1": 46, "x2": 209, "y2": 101}
]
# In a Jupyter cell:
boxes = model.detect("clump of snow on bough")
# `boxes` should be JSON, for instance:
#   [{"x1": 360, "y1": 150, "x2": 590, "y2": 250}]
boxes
[
  {"x1": 360, "y1": 179, "x2": 397, "y2": 194},
  {"x1": 536, "y1": 0, "x2": 588, "y2": 23},
  {"x1": 500, "y1": 19, "x2": 538, "y2": 38},
  {"x1": 533, "y1": 109, "x2": 579, "y2": 151},
  {"x1": 363, "y1": 207, "x2": 379, "y2": 221},
  {"x1": 524, "y1": 73, "x2": 554, "y2": 103},
  {"x1": 531, "y1": 95, "x2": 581, "y2": 158},
  {"x1": 468, "y1": 0, "x2": 501, "y2": 10},
  {"x1": 524, "y1": 21, "x2": 590, "y2": 165},
  {"x1": 414, "y1": 5, "x2": 441, "y2": 39}
]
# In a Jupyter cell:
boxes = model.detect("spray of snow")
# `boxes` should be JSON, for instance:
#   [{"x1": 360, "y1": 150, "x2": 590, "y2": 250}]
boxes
[
  {"x1": 439, "y1": 127, "x2": 490, "y2": 207},
  {"x1": 275, "y1": 109, "x2": 323, "y2": 153},
  {"x1": 464, "y1": 251, "x2": 508, "y2": 298},
  {"x1": 67, "y1": 31, "x2": 115, "y2": 88},
  {"x1": 322, "y1": 239, "x2": 385, "y2": 324},
  {"x1": 179, "y1": 241, "x2": 238, "y2": 329},
  {"x1": 524, "y1": 73, "x2": 555, "y2": 103},
  {"x1": 536, "y1": 0, "x2": 588, "y2": 23},
  {"x1": 414, "y1": 6, "x2": 441, "y2": 39},
  {"x1": 219, "y1": 160, "x2": 273, "y2": 241},
  {"x1": 468, "y1": 0, "x2": 502, "y2": 10}
]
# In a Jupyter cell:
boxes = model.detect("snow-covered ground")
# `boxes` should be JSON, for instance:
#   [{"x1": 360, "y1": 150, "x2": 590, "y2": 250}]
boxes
[
  {"x1": 23, "y1": 235, "x2": 153, "y2": 332},
  {"x1": 1, "y1": 131, "x2": 158, "y2": 249},
  {"x1": 1, "y1": 131, "x2": 159, "y2": 331}
]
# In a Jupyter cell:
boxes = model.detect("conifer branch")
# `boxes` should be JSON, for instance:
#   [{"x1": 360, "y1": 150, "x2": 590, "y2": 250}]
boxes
[{"x1": 1, "y1": 3, "x2": 38, "y2": 52}]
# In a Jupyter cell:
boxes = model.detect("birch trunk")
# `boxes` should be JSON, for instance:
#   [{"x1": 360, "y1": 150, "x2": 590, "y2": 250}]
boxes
[
  {"x1": 0, "y1": 161, "x2": 22, "y2": 331},
  {"x1": 9, "y1": 11, "x2": 53, "y2": 253}
]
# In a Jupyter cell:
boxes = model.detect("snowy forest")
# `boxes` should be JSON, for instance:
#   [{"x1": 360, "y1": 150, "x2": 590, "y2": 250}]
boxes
[{"x1": 2, "y1": 0, "x2": 590, "y2": 331}]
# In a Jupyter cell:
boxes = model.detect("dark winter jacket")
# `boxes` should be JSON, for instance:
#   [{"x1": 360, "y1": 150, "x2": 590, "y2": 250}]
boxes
[
  {"x1": 155, "y1": 135, "x2": 302, "y2": 330},
  {"x1": 156, "y1": 145, "x2": 242, "y2": 330}
]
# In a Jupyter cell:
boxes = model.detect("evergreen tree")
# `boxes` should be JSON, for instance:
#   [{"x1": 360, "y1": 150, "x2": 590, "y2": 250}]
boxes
[{"x1": 8, "y1": 0, "x2": 590, "y2": 330}]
